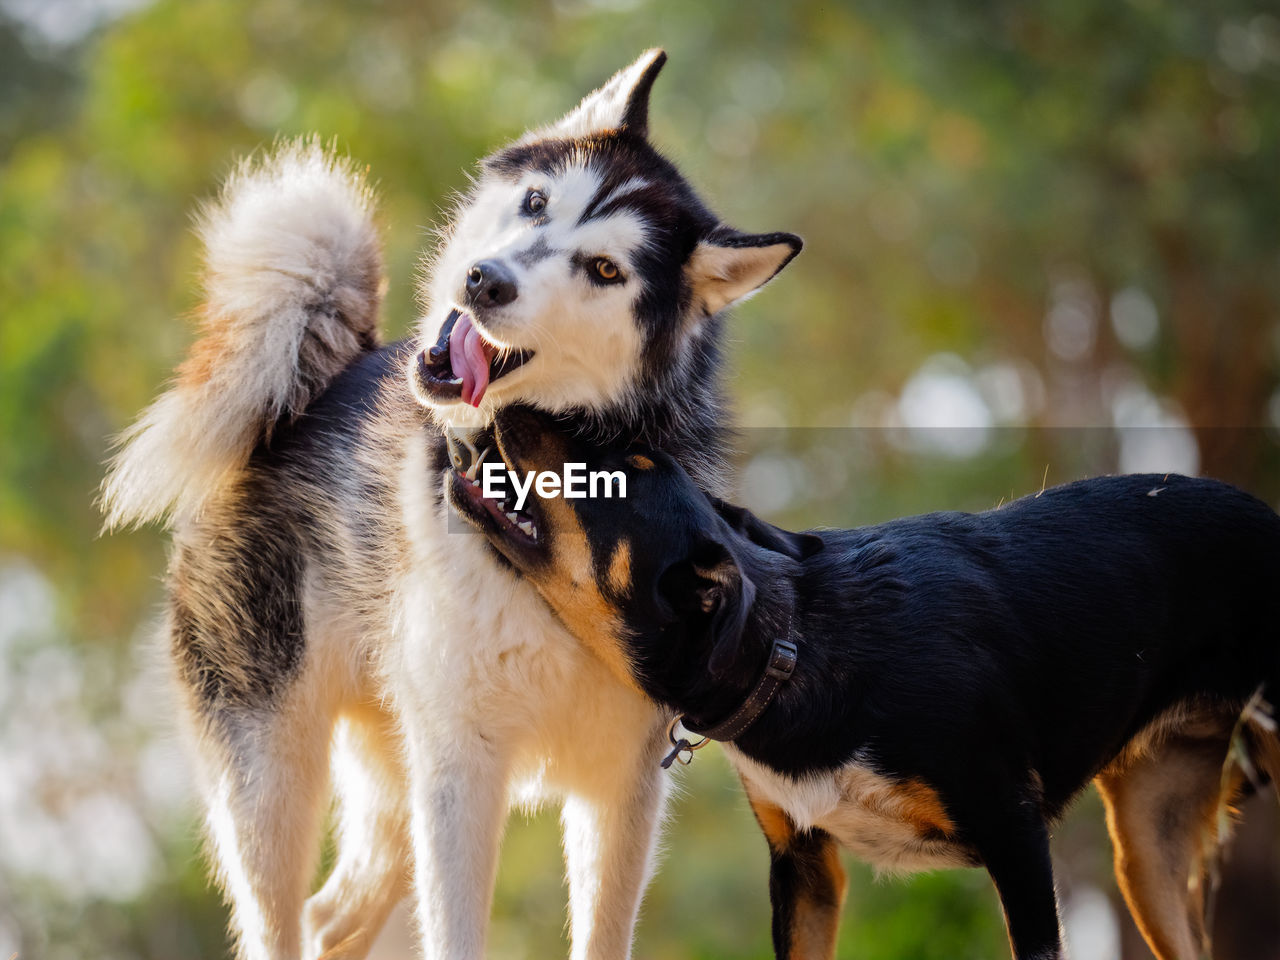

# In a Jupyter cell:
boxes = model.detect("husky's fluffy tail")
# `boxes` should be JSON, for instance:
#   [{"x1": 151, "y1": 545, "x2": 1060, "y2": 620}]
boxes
[{"x1": 102, "y1": 139, "x2": 383, "y2": 530}]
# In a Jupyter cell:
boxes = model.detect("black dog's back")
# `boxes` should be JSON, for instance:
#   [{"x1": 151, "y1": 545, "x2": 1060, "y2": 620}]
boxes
[{"x1": 799, "y1": 473, "x2": 1280, "y2": 810}]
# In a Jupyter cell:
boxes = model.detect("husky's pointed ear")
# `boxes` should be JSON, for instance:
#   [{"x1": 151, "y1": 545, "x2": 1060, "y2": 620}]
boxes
[
  {"x1": 711, "y1": 497, "x2": 825, "y2": 562},
  {"x1": 657, "y1": 538, "x2": 756, "y2": 679},
  {"x1": 543, "y1": 49, "x2": 667, "y2": 140},
  {"x1": 687, "y1": 229, "x2": 803, "y2": 316}
]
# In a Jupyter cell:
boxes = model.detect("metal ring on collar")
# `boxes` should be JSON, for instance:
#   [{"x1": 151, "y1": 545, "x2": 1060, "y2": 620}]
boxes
[{"x1": 661, "y1": 715, "x2": 710, "y2": 768}]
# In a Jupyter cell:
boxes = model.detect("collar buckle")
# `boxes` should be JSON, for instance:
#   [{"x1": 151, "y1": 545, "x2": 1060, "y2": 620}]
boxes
[
  {"x1": 664, "y1": 633, "x2": 799, "y2": 766},
  {"x1": 765, "y1": 639, "x2": 798, "y2": 680}
]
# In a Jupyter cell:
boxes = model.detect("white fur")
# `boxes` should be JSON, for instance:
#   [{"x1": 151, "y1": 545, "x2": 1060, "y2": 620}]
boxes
[
  {"x1": 102, "y1": 138, "x2": 382, "y2": 530},
  {"x1": 525, "y1": 49, "x2": 666, "y2": 142},
  {"x1": 596, "y1": 177, "x2": 652, "y2": 209},
  {"x1": 413, "y1": 162, "x2": 797, "y2": 434},
  {"x1": 728, "y1": 748, "x2": 973, "y2": 875},
  {"x1": 190, "y1": 564, "x2": 362, "y2": 960},
  {"x1": 410, "y1": 48, "x2": 798, "y2": 436},
  {"x1": 302, "y1": 702, "x2": 409, "y2": 960},
  {"x1": 387, "y1": 435, "x2": 670, "y2": 960},
  {"x1": 416, "y1": 162, "x2": 650, "y2": 428}
]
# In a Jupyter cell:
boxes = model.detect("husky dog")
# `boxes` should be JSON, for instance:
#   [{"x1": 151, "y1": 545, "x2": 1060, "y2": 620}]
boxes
[
  {"x1": 462, "y1": 405, "x2": 1280, "y2": 960},
  {"x1": 102, "y1": 50, "x2": 801, "y2": 960}
]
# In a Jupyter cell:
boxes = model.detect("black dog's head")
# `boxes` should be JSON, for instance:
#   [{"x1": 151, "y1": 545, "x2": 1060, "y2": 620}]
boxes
[{"x1": 452, "y1": 405, "x2": 822, "y2": 716}]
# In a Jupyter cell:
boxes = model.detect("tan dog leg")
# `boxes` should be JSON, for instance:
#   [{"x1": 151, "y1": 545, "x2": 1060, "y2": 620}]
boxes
[{"x1": 1097, "y1": 733, "x2": 1239, "y2": 960}]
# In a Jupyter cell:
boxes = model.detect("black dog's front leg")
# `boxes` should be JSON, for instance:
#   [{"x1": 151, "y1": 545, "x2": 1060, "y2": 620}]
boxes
[
  {"x1": 974, "y1": 814, "x2": 1064, "y2": 960},
  {"x1": 747, "y1": 792, "x2": 846, "y2": 959}
]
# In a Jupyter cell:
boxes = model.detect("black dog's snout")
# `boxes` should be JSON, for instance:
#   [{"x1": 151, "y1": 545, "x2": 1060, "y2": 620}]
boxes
[{"x1": 465, "y1": 260, "x2": 518, "y2": 308}]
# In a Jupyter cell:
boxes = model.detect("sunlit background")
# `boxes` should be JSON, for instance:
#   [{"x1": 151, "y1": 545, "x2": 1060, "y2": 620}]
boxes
[{"x1": 2, "y1": 0, "x2": 1280, "y2": 957}]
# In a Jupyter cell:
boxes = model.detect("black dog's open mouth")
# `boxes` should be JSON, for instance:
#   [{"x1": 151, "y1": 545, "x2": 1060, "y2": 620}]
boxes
[
  {"x1": 445, "y1": 426, "x2": 541, "y2": 548},
  {"x1": 413, "y1": 309, "x2": 534, "y2": 407}
]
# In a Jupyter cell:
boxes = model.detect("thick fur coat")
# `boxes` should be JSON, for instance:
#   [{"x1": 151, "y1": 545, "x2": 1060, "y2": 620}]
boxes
[{"x1": 102, "y1": 52, "x2": 801, "y2": 960}]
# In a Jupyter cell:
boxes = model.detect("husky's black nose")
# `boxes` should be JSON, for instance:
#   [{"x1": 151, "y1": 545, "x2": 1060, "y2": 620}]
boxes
[{"x1": 465, "y1": 260, "x2": 518, "y2": 308}]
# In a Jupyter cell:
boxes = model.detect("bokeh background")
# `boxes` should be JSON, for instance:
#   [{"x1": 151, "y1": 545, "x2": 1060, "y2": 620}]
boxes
[{"x1": 2, "y1": 0, "x2": 1280, "y2": 957}]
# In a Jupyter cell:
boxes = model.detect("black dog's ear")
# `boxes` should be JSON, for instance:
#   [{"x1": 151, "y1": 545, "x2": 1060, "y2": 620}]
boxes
[
  {"x1": 710, "y1": 498, "x2": 824, "y2": 561},
  {"x1": 657, "y1": 538, "x2": 757, "y2": 679}
]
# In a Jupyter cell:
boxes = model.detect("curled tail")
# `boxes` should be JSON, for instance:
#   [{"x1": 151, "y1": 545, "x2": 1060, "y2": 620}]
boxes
[{"x1": 101, "y1": 138, "x2": 383, "y2": 530}]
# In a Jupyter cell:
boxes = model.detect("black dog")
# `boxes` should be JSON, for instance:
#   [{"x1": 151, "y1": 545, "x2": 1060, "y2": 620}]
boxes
[{"x1": 452, "y1": 406, "x2": 1280, "y2": 960}]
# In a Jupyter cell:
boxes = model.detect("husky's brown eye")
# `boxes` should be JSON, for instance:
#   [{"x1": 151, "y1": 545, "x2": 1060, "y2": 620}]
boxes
[
  {"x1": 523, "y1": 190, "x2": 547, "y2": 215},
  {"x1": 593, "y1": 257, "x2": 621, "y2": 282}
]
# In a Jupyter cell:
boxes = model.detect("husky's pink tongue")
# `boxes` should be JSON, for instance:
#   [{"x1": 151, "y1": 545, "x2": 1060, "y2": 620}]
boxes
[{"x1": 449, "y1": 312, "x2": 495, "y2": 407}]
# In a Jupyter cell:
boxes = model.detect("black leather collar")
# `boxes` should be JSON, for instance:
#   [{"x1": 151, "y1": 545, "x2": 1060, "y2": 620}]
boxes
[{"x1": 660, "y1": 636, "x2": 798, "y2": 768}]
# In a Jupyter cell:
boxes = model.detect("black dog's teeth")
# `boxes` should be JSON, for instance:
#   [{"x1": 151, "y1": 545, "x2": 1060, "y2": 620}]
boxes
[
  {"x1": 457, "y1": 463, "x2": 537, "y2": 539},
  {"x1": 505, "y1": 509, "x2": 537, "y2": 538}
]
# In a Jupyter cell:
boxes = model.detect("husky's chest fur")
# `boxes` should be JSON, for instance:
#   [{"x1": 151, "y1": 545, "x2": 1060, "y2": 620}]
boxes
[
  {"x1": 277, "y1": 345, "x2": 667, "y2": 799},
  {"x1": 389, "y1": 423, "x2": 663, "y2": 796}
]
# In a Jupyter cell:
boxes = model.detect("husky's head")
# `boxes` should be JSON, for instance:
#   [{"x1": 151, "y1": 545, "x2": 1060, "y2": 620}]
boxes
[{"x1": 410, "y1": 49, "x2": 801, "y2": 431}]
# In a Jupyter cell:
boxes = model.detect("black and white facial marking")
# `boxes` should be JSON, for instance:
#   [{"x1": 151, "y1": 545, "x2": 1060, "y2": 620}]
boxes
[
  {"x1": 512, "y1": 235, "x2": 558, "y2": 269},
  {"x1": 410, "y1": 48, "x2": 803, "y2": 431}
]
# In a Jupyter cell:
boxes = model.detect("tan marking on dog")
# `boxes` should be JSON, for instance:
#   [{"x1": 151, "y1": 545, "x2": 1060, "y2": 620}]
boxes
[
  {"x1": 606, "y1": 540, "x2": 632, "y2": 597},
  {"x1": 825, "y1": 770, "x2": 966, "y2": 870},
  {"x1": 886, "y1": 778, "x2": 957, "y2": 838},
  {"x1": 500, "y1": 427, "x2": 640, "y2": 694},
  {"x1": 625, "y1": 453, "x2": 654, "y2": 470},
  {"x1": 534, "y1": 493, "x2": 639, "y2": 693},
  {"x1": 788, "y1": 834, "x2": 845, "y2": 960},
  {"x1": 176, "y1": 307, "x2": 227, "y2": 388},
  {"x1": 746, "y1": 786, "x2": 796, "y2": 851},
  {"x1": 832, "y1": 767, "x2": 960, "y2": 847},
  {"x1": 745, "y1": 784, "x2": 843, "y2": 960},
  {"x1": 1096, "y1": 719, "x2": 1240, "y2": 960},
  {"x1": 732, "y1": 751, "x2": 972, "y2": 874},
  {"x1": 1105, "y1": 701, "x2": 1231, "y2": 777}
]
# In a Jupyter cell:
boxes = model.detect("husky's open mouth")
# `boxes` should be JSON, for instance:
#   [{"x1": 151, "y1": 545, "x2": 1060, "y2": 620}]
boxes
[
  {"x1": 445, "y1": 426, "x2": 542, "y2": 548},
  {"x1": 414, "y1": 309, "x2": 535, "y2": 407}
]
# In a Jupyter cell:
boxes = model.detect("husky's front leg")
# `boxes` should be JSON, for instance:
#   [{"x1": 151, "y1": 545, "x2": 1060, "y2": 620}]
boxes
[
  {"x1": 402, "y1": 708, "x2": 512, "y2": 960},
  {"x1": 561, "y1": 719, "x2": 670, "y2": 960}
]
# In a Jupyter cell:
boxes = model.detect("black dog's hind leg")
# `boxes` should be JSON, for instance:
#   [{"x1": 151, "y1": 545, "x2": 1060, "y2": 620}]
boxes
[
  {"x1": 746, "y1": 789, "x2": 846, "y2": 960},
  {"x1": 969, "y1": 809, "x2": 1064, "y2": 960},
  {"x1": 1096, "y1": 727, "x2": 1238, "y2": 960}
]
